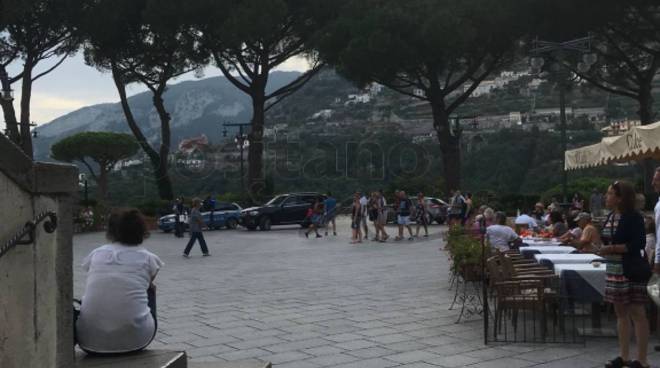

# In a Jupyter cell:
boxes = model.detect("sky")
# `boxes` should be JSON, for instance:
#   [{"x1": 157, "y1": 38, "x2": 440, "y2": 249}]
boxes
[{"x1": 2, "y1": 52, "x2": 310, "y2": 128}]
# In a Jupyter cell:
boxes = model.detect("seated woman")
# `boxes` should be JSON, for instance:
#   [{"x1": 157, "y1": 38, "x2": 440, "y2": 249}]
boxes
[
  {"x1": 558, "y1": 211, "x2": 582, "y2": 243},
  {"x1": 76, "y1": 208, "x2": 163, "y2": 354},
  {"x1": 548, "y1": 211, "x2": 567, "y2": 238},
  {"x1": 569, "y1": 212, "x2": 602, "y2": 253}
]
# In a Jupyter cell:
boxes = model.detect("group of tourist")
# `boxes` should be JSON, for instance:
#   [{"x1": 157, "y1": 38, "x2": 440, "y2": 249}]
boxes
[
  {"x1": 466, "y1": 180, "x2": 659, "y2": 368},
  {"x1": 351, "y1": 189, "x2": 430, "y2": 244}
]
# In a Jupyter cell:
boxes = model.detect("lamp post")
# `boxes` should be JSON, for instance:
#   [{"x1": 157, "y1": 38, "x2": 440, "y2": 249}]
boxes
[
  {"x1": 530, "y1": 36, "x2": 597, "y2": 204},
  {"x1": 79, "y1": 173, "x2": 89, "y2": 204},
  {"x1": 222, "y1": 122, "x2": 251, "y2": 192}
]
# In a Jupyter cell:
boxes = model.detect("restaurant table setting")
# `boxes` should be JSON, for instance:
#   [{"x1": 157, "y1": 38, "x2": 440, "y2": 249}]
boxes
[
  {"x1": 519, "y1": 245, "x2": 577, "y2": 258},
  {"x1": 534, "y1": 253, "x2": 605, "y2": 268}
]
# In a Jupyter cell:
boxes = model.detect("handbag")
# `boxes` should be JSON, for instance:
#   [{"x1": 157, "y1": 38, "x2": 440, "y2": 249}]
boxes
[{"x1": 622, "y1": 251, "x2": 652, "y2": 283}]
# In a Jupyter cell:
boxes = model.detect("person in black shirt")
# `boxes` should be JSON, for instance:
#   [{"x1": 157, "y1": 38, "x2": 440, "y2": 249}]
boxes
[{"x1": 600, "y1": 181, "x2": 650, "y2": 368}]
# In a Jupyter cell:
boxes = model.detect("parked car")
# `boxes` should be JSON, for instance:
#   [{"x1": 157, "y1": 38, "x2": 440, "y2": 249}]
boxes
[
  {"x1": 240, "y1": 192, "x2": 326, "y2": 231},
  {"x1": 158, "y1": 202, "x2": 242, "y2": 232},
  {"x1": 412, "y1": 197, "x2": 448, "y2": 224},
  {"x1": 386, "y1": 197, "x2": 448, "y2": 224}
]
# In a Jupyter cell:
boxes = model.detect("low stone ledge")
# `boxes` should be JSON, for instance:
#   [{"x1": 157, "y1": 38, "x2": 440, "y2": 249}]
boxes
[
  {"x1": 75, "y1": 350, "x2": 187, "y2": 368},
  {"x1": 188, "y1": 360, "x2": 272, "y2": 368}
]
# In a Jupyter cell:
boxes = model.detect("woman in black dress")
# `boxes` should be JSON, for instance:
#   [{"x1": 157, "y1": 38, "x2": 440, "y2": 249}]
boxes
[{"x1": 600, "y1": 181, "x2": 650, "y2": 368}]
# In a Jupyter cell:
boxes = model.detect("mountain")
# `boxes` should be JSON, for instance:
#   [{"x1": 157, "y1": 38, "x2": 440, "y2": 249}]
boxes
[{"x1": 33, "y1": 71, "x2": 306, "y2": 160}]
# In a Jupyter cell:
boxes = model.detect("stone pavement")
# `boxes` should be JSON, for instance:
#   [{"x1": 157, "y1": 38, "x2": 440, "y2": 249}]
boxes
[{"x1": 73, "y1": 218, "x2": 658, "y2": 368}]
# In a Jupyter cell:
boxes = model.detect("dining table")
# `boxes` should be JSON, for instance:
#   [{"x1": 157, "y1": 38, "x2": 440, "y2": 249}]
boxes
[
  {"x1": 553, "y1": 263, "x2": 607, "y2": 332},
  {"x1": 534, "y1": 253, "x2": 605, "y2": 268},
  {"x1": 519, "y1": 245, "x2": 577, "y2": 259}
]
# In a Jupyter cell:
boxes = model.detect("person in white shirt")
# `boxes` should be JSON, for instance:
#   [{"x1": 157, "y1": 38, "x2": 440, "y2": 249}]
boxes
[
  {"x1": 487, "y1": 212, "x2": 521, "y2": 252},
  {"x1": 76, "y1": 209, "x2": 163, "y2": 354},
  {"x1": 359, "y1": 192, "x2": 370, "y2": 240},
  {"x1": 514, "y1": 211, "x2": 538, "y2": 231}
]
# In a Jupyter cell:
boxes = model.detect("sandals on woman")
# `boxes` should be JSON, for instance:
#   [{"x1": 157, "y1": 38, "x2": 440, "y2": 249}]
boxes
[
  {"x1": 604, "y1": 357, "x2": 628, "y2": 368},
  {"x1": 628, "y1": 361, "x2": 650, "y2": 368}
]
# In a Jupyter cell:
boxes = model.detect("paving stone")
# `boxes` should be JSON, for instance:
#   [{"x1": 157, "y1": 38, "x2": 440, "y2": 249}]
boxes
[
  {"x1": 72, "y1": 222, "x2": 622, "y2": 368},
  {"x1": 383, "y1": 350, "x2": 441, "y2": 364},
  {"x1": 346, "y1": 346, "x2": 395, "y2": 359}
]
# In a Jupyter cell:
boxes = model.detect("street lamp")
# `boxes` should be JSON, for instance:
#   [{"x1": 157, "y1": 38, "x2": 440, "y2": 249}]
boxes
[
  {"x1": 530, "y1": 36, "x2": 596, "y2": 204},
  {"x1": 79, "y1": 173, "x2": 89, "y2": 204},
  {"x1": 222, "y1": 121, "x2": 251, "y2": 192}
]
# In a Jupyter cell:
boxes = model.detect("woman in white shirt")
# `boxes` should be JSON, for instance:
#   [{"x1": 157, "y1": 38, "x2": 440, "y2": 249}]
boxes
[{"x1": 76, "y1": 209, "x2": 163, "y2": 354}]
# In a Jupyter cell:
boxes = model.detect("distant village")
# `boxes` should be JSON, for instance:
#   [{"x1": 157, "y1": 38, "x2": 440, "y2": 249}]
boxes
[{"x1": 114, "y1": 69, "x2": 638, "y2": 173}]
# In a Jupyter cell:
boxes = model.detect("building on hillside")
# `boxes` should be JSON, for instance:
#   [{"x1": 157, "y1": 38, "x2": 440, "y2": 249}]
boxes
[
  {"x1": 311, "y1": 109, "x2": 334, "y2": 120},
  {"x1": 368, "y1": 83, "x2": 385, "y2": 97},
  {"x1": 178, "y1": 135, "x2": 209, "y2": 154},
  {"x1": 345, "y1": 93, "x2": 371, "y2": 105},
  {"x1": 412, "y1": 132, "x2": 436, "y2": 144},
  {"x1": 466, "y1": 80, "x2": 497, "y2": 97},
  {"x1": 602, "y1": 119, "x2": 641, "y2": 137},
  {"x1": 412, "y1": 88, "x2": 426, "y2": 98}
]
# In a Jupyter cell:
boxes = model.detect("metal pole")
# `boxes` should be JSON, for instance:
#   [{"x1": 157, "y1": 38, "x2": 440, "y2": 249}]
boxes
[
  {"x1": 239, "y1": 125, "x2": 245, "y2": 192},
  {"x1": 559, "y1": 80, "x2": 568, "y2": 203},
  {"x1": 84, "y1": 180, "x2": 88, "y2": 203}
]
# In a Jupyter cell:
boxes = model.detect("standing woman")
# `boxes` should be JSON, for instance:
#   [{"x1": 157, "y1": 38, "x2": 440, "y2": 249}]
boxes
[
  {"x1": 414, "y1": 192, "x2": 429, "y2": 238},
  {"x1": 351, "y1": 192, "x2": 363, "y2": 244},
  {"x1": 601, "y1": 181, "x2": 651, "y2": 368},
  {"x1": 183, "y1": 198, "x2": 210, "y2": 257}
]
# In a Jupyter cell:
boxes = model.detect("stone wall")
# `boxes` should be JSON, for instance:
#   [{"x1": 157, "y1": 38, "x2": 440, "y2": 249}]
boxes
[{"x1": 0, "y1": 136, "x2": 77, "y2": 368}]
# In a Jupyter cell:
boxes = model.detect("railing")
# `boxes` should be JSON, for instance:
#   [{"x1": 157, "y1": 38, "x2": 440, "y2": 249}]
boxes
[{"x1": 0, "y1": 210, "x2": 57, "y2": 259}]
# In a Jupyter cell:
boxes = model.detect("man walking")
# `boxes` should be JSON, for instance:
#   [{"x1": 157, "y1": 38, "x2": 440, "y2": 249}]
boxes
[
  {"x1": 376, "y1": 189, "x2": 389, "y2": 242},
  {"x1": 395, "y1": 191, "x2": 414, "y2": 241},
  {"x1": 324, "y1": 192, "x2": 337, "y2": 236},
  {"x1": 183, "y1": 198, "x2": 210, "y2": 258},
  {"x1": 360, "y1": 191, "x2": 369, "y2": 240},
  {"x1": 652, "y1": 168, "x2": 660, "y2": 352},
  {"x1": 173, "y1": 197, "x2": 185, "y2": 238}
]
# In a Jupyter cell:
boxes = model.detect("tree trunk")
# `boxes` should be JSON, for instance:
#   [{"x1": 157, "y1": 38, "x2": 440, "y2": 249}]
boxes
[
  {"x1": 19, "y1": 58, "x2": 34, "y2": 159},
  {"x1": 0, "y1": 66, "x2": 20, "y2": 144},
  {"x1": 430, "y1": 97, "x2": 461, "y2": 194},
  {"x1": 152, "y1": 92, "x2": 174, "y2": 200},
  {"x1": 111, "y1": 66, "x2": 174, "y2": 200},
  {"x1": 247, "y1": 90, "x2": 266, "y2": 202}
]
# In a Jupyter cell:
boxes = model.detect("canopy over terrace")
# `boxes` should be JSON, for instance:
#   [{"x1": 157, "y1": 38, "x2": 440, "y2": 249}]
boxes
[{"x1": 565, "y1": 121, "x2": 660, "y2": 171}]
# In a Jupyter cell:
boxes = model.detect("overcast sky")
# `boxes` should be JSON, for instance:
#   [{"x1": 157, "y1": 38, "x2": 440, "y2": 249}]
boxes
[{"x1": 3, "y1": 53, "x2": 310, "y2": 128}]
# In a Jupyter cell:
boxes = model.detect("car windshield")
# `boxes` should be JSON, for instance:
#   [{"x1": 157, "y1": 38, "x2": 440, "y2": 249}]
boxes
[{"x1": 266, "y1": 195, "x2": 288, "y2": 206}]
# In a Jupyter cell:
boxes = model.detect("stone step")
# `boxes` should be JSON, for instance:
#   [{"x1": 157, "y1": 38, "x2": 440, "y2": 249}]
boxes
[
  {"x1": 188, "y1": 361, "x2": 271, "y2": 368},
  {"x1": 75, "y1": 350, "x2": 187, "y2": 368}
]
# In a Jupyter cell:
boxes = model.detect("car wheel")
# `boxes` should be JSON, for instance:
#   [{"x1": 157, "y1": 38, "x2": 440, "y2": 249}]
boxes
[
  {"x1": 163, "y1": 229, "x2": 171, "y2": 233},
  {"x1": 259, "y1": 217, "x2": 272, "y2": 231},
  {"x1": 246, "y1": 225, "x2": 257, "y2": 231},
  {"x1": 437, "y1": 217, "x2": 446, "y2": 225},
  {"x1": 226, "y1": 218, "x2": 238, "y2": 230}
]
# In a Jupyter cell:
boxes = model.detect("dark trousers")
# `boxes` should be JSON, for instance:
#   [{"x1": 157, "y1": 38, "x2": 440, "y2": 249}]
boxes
[
  {"x1": 174, "y1": 220, "x2": 183, "y2": 237},
  {"x1": 184, "y1": 231, "x2": 209, "y2": 255}
]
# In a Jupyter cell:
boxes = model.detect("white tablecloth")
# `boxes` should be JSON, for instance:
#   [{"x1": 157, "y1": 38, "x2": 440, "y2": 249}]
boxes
[
  {"x1": 554, "y1": 263, "x2": 606, "y2": 297},
  {"x1": 534, "y1": 253, "x2": 604, "y2": 267},
  {"x1": 521, "y1": 238, "x2": 563, "y2": 247},
  {"x1": 520, "y1": 245, "x2": 576, "y2": 254}
]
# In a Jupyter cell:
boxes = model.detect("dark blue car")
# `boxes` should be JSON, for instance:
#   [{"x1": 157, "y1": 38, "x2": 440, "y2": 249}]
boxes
[{"x1": 158, "y1": 202, "x2": 242, "y2": 232}]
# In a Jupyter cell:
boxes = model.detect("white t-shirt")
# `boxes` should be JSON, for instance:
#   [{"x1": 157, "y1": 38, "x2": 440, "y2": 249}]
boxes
[
  {"x1": 77, "y1": 244, "x2": 163, "y2": 353},
  {"x1": 514, "y1": 214, "x2": 538, "y2": 229},
  {"x1": 360, "y1": 196, "x2": 368, "y2": 215},
  {"x1": 486, "y1": 225, "x2": 519, "y2": 252}
]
